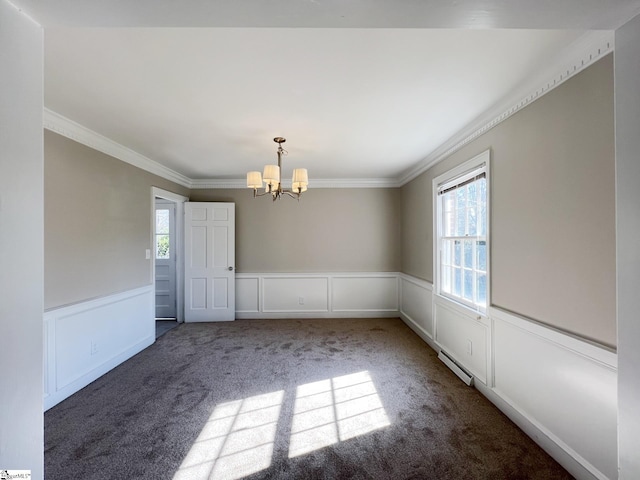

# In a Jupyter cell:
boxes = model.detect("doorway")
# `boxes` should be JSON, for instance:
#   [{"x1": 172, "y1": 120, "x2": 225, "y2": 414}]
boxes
[
  {"x1": 155, "y1": 199, "x2": 177, "y2": 319},
  {"x1": 151, "y1": 188, "x2": 188, "y2": 337}
]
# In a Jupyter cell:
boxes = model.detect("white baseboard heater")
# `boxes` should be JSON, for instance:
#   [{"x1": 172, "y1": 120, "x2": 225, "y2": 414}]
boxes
[{"x1": 438, "y1": 350, "x2": 474, "y2": 386}]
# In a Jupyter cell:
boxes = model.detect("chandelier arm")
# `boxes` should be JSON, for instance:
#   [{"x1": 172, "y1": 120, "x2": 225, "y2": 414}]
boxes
[
  {"x1": 253, "y1": 189, "x2": 275, "y2": 198},
  {"x1": 282, "y1": 191, "x2": 300, "y2": 199}
]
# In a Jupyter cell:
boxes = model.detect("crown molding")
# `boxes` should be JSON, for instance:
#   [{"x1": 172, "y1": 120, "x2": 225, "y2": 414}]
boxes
[
  {"x1": 189, "y1": 177, "x2": 400, "y2": 189},
  {"x1": 44, "y1": 109, "x2": 397, "y2": 190},
  {"x1": 396, "y1": 30, "x2": 615, "y2": 186},
  {"x1": 43, "y1": 109, "x2": 192, "y2": 188}
]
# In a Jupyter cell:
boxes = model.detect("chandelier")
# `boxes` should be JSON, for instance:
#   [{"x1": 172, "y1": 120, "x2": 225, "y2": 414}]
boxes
[{"x1": 246, "y1": 137, "x2": 309, "y2": 201}]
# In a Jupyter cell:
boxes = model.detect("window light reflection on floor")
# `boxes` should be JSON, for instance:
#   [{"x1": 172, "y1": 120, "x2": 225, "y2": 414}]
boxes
[
  {"x1": 288, "y1": 370, "x2": 390, "y2": 458},
  {"x1": 173, "y1": 390, "x2": 284, "y2": 480}
]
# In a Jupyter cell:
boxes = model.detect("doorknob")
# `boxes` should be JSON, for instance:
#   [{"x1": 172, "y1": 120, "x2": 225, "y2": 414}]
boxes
[{"x1": 228, "y1": 266, "x2": 234, "y2": 271}]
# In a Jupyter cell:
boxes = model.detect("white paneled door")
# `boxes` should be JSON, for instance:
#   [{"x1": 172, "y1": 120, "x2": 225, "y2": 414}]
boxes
[{"x1": 184, "y1": 202, "x2": 235, "y2": 322}]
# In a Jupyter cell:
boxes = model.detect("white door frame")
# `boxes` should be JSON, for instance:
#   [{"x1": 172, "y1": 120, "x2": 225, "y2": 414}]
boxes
[{"x1": 151, "y1": 187, "x2": 188, "y2": 323}]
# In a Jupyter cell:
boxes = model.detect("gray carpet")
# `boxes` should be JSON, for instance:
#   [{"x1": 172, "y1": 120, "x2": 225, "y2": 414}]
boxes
[
  {"x1": 45, "y1": 318, "x2": 573, "y2": 480},
  {"x1": 156, "y1": 319, "x2": 179, "y2": 339}
]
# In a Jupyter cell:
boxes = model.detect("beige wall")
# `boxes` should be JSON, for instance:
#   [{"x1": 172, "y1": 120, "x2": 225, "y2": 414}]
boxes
[
  {"x1": 401, "y1": 54, "x2": 616, "y2": 347},
  {"x1": 45, "y1": 130, "x2": 400, "y2": 308},
  {"x1": 44, "y1": 130, "x2": 190, "y2": 309},
  {"x1": 190, "y1": 188, "x2": 401, "y2": 273},
  {"x1": 45, "y1": 54, "x2": 614, "y2": 345}
]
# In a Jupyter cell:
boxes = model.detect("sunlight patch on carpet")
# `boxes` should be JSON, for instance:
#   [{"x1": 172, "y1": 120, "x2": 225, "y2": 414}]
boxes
[
  {"x1": 288, "y1": 370, "x2": 390, "y2": 458},
  {"x1": 173, "y1": 390, "x2": 284, "y2": 480}
]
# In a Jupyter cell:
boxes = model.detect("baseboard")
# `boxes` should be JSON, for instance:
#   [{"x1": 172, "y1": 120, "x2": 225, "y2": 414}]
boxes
[
  {"x1": 236, "y1": 311, "x2": 399, "y2": 320},
  {"x1": 44, "y1": 285, "x2": 155, "y2": 411}
]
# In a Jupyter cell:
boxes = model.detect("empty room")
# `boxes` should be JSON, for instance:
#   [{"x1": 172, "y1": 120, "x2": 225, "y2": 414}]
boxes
[{"x1": 2, "y1": 1, "x2": 640, "y2": 480}]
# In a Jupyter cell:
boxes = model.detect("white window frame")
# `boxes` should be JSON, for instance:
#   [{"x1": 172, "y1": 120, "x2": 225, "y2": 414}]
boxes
[{"x1": 433, "y1": 149, "x2": 490, "y2": 313}]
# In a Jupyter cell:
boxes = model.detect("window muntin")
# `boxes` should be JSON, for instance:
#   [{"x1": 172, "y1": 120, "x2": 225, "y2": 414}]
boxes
[{"x1": 436, "y1": 156, "x2": 488, "y2": 312}]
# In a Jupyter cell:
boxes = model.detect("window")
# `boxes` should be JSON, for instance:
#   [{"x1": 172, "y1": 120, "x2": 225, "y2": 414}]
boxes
[
  {"x1": 434, "y1": 150, "x2": 489, "y2": 312},
  {"x1": 155, "y1": 208, "x2": 170, "y2": 259}
]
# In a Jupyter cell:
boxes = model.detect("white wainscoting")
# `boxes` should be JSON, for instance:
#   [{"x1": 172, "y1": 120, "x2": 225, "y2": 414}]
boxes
[
  {"x1": 235, "y1": 273, "x2": 399, "y2": 319},
  {"x1": 399, "y1": 274, "x2": 435, "y2": 346},
  {"x1": 433, "y1": 296, "x2": 490, "y2": 385},
  {"x1": 44, "y1": 285, "x2": 155, "y2": 410},
  {"x1": 488, "y1": 308, "x2": 617, "y2": 480},
  {"x1": 397, "y1": 273, "x2": 618, "y2": 480}
]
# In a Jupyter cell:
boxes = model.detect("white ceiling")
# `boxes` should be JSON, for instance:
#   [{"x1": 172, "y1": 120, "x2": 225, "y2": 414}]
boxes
[{"x1": 14, "y1": 0, "x2": 640, "y2": 186}]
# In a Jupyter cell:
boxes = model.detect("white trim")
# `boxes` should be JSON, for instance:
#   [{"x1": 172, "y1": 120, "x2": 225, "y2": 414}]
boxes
[
  {"x1": 397, "y1": 30, "x2": 614, "y2": 185},
  {"x1": 190, "y1": 177, "x2": 400, "y2": 189},
  {"x1": 152, "y1": 187, "x2": 188, "y2": 323},
  {"x1": 43, "y1": 108, "x2": 192, "y2": 188}
]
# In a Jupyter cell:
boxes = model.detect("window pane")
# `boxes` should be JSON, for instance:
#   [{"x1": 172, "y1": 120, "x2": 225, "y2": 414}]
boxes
[
  {"x1": 476, "y1": 240, "x2": 487, "y2": 271},
  {"x1": 467, "y1": 208, "x2": 476, "y2": 236},
  {"x1": 467, "y1": 182, "x2": 477, "y2": 208},
  {"x1": 457, "y1": 215, "x2": 463, "y2": 238},
  {"x1": 156, "y1": 235, "x2": 170, "y2": 259},
  {"x1": 463, "y1": 240, "x2": 473, "y2": 268},
  {"x1": 463, "y1": 270, "x2": 473, "y2": 302},
  {"x1": 453, "y1": 240, "x2": 461, "y2": 266},
  {"x1": 442, "y1": 265, "x2": 452, "y2": 294},
  {"x1": 442, "y1": 239, "x2": 452, "y2": 266},
  {"x1": 456, "y1": 186, "x2": 466, "y2": 211},
  {"x1": 156, "y1": 209, "x2": 170, "y2": 234},
  {"x1": 476, "y1": 274, "x2": 487, "y2": 306},
  {"x1": 444, "y1": 210, "x2": 455, "y2": 236},
  {"x1": 478, "y1": 179, "x2": 487, "y2": 236},
  {"x1": 453, "y1": 268, "x2": 462, "y2": 296}
]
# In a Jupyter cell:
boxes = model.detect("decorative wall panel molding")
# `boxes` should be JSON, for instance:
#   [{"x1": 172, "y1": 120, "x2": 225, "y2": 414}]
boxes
[
  {"x1": 433, "y1": 296, "x2": 490, "y2": 385},
  {"x1": 44, "y1": 285, "x2": 154, "y2": 410},
  {"x1": 399, "y1": 273, "x2": 434, "y2": 343},
  {"x1": 235, "y1": 273, "x2": 399, "y2": 319},
  {"x1": 397, "y1": 273, "x2": 617, "y2": 480},
  {"x1": 489, "y1": 308, "x2": 617, "y2": 480}
]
